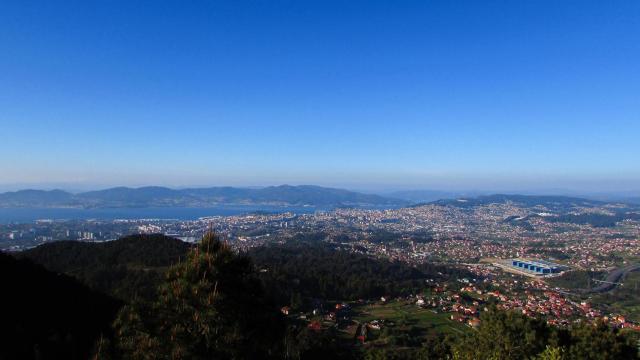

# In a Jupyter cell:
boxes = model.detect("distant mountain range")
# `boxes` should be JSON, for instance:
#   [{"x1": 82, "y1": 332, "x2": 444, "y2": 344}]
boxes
[
  {"x1": 426, "y1": 194, "x2": 614, "y2": 211},
  {"x1": 389, "y1": 190, "x2": 640, "y2": 206},
  {"x1": 3, "y1": 185, "x2": 636, "y2": 211},
  {"x1": 0, "y1": 185, "x2": 406, "y2": 208}
]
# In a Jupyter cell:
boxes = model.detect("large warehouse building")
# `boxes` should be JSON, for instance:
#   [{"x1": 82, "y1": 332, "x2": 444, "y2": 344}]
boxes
[{"x1": 510, "y1": 259, "x2": 563, "y2": 275}]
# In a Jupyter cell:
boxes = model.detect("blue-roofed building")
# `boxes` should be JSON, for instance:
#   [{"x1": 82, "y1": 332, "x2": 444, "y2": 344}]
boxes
[{"x1": 509, "y1": 259, "x2": 562, "y2": 275}]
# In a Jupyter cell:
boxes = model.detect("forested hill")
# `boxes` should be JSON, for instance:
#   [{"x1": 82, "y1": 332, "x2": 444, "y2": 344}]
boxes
[
  {"x1": 19, "y1": 234, "x2": 470, "y2": 304},
  {"x1": 20, "y1": 234, "x2": 191, "y2": 270},
  {"x1": 0, "y1": 184, "x2": 406, "y2": 208},
  {"x1": 7, "y1": 234, "x2": 639, "y2": 359},
  {"x1": 19, "y1": 234, "x2": 192, "y2": 300},
  {"x1": 249, "y1": 243, "x2": 473, "y2": 307}
]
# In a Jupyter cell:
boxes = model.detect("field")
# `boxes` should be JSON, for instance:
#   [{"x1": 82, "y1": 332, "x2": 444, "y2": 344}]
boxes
[{"x1": 345, "y1": 299, "x2": 470, "y2": 342}]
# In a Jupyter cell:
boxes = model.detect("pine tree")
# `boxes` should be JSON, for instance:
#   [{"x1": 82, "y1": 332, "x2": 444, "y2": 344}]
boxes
[{"x1": 109, "y1": 232, "x2": 285, "y2": 359}]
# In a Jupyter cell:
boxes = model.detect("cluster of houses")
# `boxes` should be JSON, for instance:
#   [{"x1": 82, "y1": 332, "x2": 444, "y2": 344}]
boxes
[
  {"x1": 281, "y1": 302, "x2": 354, "y2": 332},
  {"x1": 279, "y1": 270, "x2": 639, "y2": 348},
  {"x1": 414, "y1": 278, "x2": 640, "y2": 333},
  {"x1": 603, "y1": 314, "x2": 640, "y2": 331},
  {"x1": 409, "y1": 286, "x2": 483, "y2": 329}
]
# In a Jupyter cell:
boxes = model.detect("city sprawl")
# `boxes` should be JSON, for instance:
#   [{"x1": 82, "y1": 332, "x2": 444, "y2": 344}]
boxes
[{"x1": 3, "y1": 197, "x2": 640, "y2": 333}]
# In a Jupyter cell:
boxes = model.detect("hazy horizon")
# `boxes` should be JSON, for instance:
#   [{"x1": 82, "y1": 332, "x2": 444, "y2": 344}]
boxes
[{"x1": 1, "y1": 180, "x2": 639, "y2": 198}]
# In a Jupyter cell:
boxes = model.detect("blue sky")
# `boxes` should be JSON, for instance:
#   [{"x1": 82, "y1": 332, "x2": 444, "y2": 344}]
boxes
[{"x1": 1, "y1": 1, "x2": 639, "y2": 192}]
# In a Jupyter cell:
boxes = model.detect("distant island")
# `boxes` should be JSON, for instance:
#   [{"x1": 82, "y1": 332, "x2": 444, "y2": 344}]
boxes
[{"x1": 0, "y1": 185, "x2": 407, "y2": 209}]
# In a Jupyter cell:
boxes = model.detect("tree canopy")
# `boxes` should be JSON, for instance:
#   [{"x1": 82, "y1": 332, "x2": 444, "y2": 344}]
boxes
[{"x1": 102, "y1": 232, "x2": 285, "y2": 359}]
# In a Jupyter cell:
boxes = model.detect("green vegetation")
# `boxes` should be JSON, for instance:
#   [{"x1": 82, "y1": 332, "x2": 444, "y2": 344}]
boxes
[
  {"x1": 5, "y1": 233, "x2": 640, "y2": 359},
  {"x1": 547, "y1": 270, "x2": 606, "y2": 290},
  {"x1": 353, "y1": 301, "x2": 469, "y2": 336},
  {"x1": 355, "y1": 306, "x2": 639, "y2": 359},
  {"x1": 100, "y1": 232, "x2": 286, "y2": 359},
  {"x1": 249, "y1": 242, "x2": 472, "y2": 310},
  {"x1": 19, "y1": 234, "x2": 192, "y2": 300},
  {"x1": 591, "y1": 271, "x2": 640, "y2": 322},
  {"x1": 452, "y1": 309, "x2": 638, "y2": 360}
]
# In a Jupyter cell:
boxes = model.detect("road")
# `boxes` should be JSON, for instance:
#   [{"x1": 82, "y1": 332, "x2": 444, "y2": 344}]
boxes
[{"x1": 581, "y1": 264, "x2": 640, "y2": 293}]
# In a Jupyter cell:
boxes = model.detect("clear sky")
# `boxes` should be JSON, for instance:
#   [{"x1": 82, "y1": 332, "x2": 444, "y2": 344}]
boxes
[{"x1": 1, "y1": 1, "x2": 639, "y2": 193}]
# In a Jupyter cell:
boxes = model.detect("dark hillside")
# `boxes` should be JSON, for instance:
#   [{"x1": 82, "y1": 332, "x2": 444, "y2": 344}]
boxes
[
  {"x1": 21, "y1": 234, "x2": 191, "y2": 269},
  {"x1": 0, "y1": 252, "x2": 121, "y2": 360},
  {"x1": 20, "y1": 234, "x2": 192, "y2": 300},
  {"x1": 249, "y1": 242, "x2": 472, "y2": 308}
]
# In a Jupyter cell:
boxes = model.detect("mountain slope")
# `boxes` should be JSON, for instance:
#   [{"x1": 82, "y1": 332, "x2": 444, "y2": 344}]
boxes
[
  {"x1": 0, "y1": 252, "x2": 121, "y2": 360},
  {"x1": 77, "y1": 186, "x2": 185, "y2": 204},
  {"x1": 0, "y1": 185, "x2": 405, "y2": 208},
  {"x1": 0, "y1": 189, "x2": 75, "y2": 207},
  {"x1": 19, "y1": 234, "x2": 192, "y2": 300}
]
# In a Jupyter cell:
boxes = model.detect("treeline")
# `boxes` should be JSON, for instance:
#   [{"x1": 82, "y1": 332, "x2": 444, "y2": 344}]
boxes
[
  {"x1": 370, "y1": 308, "x2": 638, "y2": 360},
  {"x1": 249, "y1": 242, "x2": 472, "y2": 309},
  {"x1": 456, "y1": 309, "x2": 637, "y2": 360},
  {"x1": 19, "y1": 234, "x2": 192, "y2": 300},
  {"x1": 19, "y1": 234, "x2": 191, "y2": 270},
  {"x1": 5, "y1": 233, "x2": 315, "y2": 359},
  {"x1": 97, "y1": 233, "x2": 288, "y2": 359}
]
